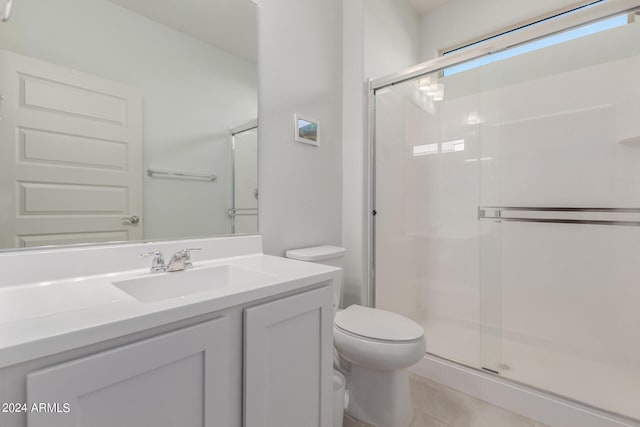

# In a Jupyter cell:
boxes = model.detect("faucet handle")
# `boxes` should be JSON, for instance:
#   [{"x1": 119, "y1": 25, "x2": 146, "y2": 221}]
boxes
[
  {"x1": 139, "y1": 250, "x2": 166, "y2": 272},
  {"x1": 165, "y1": 248, "x2": 202, "y2": 272},
  {"x1": 183, "y1": 247, "x2": 202, "y2": 253},
  {"x1": 179, "y1": 248, "x2": 202, "y2": 269},
  {"x1": 139, "y1": 250, "x2": 162, "y2": 257}
]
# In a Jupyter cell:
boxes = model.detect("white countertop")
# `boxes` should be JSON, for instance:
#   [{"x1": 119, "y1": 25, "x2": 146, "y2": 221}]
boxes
[{"x1": 0, "y1": 253, "x2": 340, "y2": 368}]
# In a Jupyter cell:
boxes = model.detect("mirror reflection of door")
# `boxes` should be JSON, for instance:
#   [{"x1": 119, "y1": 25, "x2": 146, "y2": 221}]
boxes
[
  {"x1": 231, "y1": 122, "x2": 258, "y2": 234},
  {"x1": 0, "y1": 0, "x2": 258, "y2": 250},
  {"x1": 0, "y1": 50, "x2": 143, "y2": 248}
]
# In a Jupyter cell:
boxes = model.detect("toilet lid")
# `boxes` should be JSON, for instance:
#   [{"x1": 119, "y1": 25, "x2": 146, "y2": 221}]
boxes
[{"x1": 334, "y1": 305, "x2": 424, "y2": 341}]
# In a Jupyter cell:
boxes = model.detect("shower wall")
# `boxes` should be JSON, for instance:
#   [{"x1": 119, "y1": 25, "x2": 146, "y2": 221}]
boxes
[{"x1": 375, "y1": 16, "x2": 640, "y2": 420}]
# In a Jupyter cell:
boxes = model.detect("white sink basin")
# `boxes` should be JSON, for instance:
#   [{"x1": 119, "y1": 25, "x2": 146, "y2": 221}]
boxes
[{"x1": 113, "y1": 265, "x2": 272, "y2": 303}]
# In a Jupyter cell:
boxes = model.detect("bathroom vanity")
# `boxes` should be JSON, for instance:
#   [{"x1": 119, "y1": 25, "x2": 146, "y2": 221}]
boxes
[{"x1": 0, "y1": 236, "x2": 338, "y2": 427}]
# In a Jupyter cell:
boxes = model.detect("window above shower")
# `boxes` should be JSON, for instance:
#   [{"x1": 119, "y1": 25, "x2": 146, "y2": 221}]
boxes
[{"x1": 442, "y1": 10, "x2": 633, "y2": 77}]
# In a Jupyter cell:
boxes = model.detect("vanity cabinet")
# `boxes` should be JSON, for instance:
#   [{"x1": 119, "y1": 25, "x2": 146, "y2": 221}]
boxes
[
  {"x1": 27, "y1": 317, "x2": 233, "y2": 427},
  {"x1": 244, "y1": 286, "x2": 333, "y2": 427},
  {"x1": 0, "y1": 283, "x2": 333, "y2": 427}
]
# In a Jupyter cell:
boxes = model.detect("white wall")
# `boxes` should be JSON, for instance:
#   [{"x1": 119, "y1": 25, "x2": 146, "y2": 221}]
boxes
[
  {"x1": 0, "y1": 0, "x2": 257, "y2": 241},
  {"x1": 341, "y1": 0, "x2": 419, "y2": 306},
  {"x1": 257, "y1": 0, "x2": 343, "y2": 256},
  {"x1": 342, "y1": 0, "x2": 366, "y2": 306},
  {"x1": 365, "y1": 0, "x2": 420, "y2": 79},
  {"x1": 418, "y1": 0, "x2": 586, "y2": 61}
]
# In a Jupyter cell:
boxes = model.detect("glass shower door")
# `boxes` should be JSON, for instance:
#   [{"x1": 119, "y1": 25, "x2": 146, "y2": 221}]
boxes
[
  {"x1": 476, "y1": 13, "x2": 640, "y2": 418},
  {"x1": 231, "y1": 125, "x2": 258, "y2": 234},
  {"x1": 374, "y1": 8, "x2": 640, "y2": 420},
  {"x1": 374, "y1": 68, "x2": 484, "y2": 369}
]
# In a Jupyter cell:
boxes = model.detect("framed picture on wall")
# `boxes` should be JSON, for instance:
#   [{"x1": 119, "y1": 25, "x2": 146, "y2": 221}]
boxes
[{"x1": 294, "y1": 114, "x2": 319, "y2": 146}]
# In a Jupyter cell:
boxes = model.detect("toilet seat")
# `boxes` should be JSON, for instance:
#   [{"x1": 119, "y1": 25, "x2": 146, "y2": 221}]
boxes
[
  {"x1": 334, "y1": 305, "x2": 424, "y2": 342},
  {"x1": 333, "y1": 305, "x2": 426, "y2": 371},
  {"x1": 333, "y1": 325, "x2": 426, "y2": 371}
]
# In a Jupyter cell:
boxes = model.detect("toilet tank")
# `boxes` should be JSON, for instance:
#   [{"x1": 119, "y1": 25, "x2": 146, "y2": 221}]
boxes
[{"x1": 285, "y1": 246, "x2": 346, "y2": 310}]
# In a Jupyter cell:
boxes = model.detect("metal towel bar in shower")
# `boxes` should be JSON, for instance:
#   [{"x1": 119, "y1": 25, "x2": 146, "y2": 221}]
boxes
[
  {"x1": 478, "y1": 206, "x2": 640, "y2": 226},
  {"x1": 228, "y1": 208, "x2": 258, "y2": 218},
  {"x1": 147, "y1": 168, "x2": 217, "y2": 182}
]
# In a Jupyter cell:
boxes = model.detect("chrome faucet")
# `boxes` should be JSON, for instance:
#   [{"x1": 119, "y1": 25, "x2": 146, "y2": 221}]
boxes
[
  {"x1": 139, "y1": 248, "x2": 202, "y2": 273},
  {"x1": 166, "y1": 248, "x2": 201, "y2": 272},
  {"x1": 139, "y1": 250, "x2": 167, "y2": 273}
]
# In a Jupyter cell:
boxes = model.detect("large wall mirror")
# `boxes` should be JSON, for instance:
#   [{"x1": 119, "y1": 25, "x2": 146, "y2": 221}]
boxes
[{"x1": 0, "y1": 0, "x2": 258, "y2": 251}]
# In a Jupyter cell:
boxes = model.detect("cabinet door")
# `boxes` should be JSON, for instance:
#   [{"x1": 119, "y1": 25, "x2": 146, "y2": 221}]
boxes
[
  {"x1": 27, "y1": 318, "x2": 231, "y2": 427},
  {"x1": 244, "y1": 286, "x2": 333, "y2": 427}
]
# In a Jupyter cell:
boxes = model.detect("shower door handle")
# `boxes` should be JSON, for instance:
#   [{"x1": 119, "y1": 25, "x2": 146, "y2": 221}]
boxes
[{"x1": 478, "y1": 206, "x2": 640, "y2": 226}]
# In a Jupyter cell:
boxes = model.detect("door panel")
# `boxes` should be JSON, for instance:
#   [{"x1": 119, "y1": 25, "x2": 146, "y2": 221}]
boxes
[
  {"x1": 21, "y1": 75, "x2": 128, "y2": 125},
  {"x1": 17, "y1": 230, "x2": 128, "y2": 248},
  {"x1": 19, "y1": 128, "x2": 128, "y2": 170},
  {"x1": 27, "y1": 318, "x2": 231, "y2": 427},
  {"x1": 244, "y1": 287, "x2": 333, "y2": 427},
  {"x1": 0, "y1": 49, "x2": 143, "y2": 248}
]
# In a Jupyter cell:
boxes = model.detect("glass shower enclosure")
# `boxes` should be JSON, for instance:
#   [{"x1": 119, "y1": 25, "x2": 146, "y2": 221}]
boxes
[
  {"x1": 230, "y1": 121, "x2": 258, "y2": 234},
  {"x1": 372, "y1": 1, "x2": 640, "y2": 420}
]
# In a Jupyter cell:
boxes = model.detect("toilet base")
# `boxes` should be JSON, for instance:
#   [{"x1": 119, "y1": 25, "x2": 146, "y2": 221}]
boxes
[{"x1": 345, "y1": 365, "x2": 414, "y2": 427}]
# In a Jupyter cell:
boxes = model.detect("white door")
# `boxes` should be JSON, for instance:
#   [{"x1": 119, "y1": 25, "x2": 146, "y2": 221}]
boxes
[{"x1": 0, "y1": 50, "x2": 143, "y2": 249}]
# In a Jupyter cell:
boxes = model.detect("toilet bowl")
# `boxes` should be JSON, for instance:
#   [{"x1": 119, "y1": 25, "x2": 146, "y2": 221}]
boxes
[
  {"x1": 334, "y1": 305, "x2": 425, "y2": 427},
  {"x1": 285, "y1": 246, "x2": 426, "y2": 427}
]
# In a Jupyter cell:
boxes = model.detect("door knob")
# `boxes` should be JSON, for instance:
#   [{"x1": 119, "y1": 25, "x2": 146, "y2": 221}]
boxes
[{"x1": 122, "y1": 215, "x2": 140, "y2": 225}]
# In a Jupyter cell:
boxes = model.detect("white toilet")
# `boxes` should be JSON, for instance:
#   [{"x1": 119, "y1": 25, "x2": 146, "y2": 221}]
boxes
[{"x1": 286, "y1": 246, "x2": 426, "y2": 427}]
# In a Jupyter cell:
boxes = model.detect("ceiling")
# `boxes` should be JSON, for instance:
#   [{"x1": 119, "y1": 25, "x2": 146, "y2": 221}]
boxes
[
  {"x1": 407, "y1": 0, "x2": 450, "y2": 15},
  {"x1": 108, "y1": 0, "x2": 257, "y2": 63}
]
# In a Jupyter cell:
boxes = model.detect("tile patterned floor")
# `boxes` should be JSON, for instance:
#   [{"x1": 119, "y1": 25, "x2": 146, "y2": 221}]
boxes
[{"x1": 342, "y1": 374, "x2": 549, "y2": 427}]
